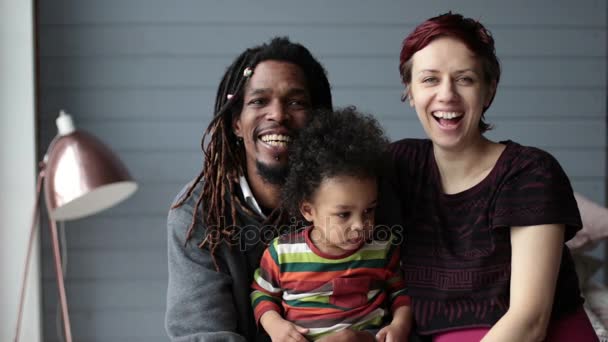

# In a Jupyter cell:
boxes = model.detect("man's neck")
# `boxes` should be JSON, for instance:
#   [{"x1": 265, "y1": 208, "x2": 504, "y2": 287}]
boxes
[{"x1": 244, "y1": 167, "x2": 281, "y2": 211}]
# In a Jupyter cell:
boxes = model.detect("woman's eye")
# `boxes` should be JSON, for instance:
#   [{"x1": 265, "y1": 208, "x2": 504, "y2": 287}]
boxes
[
  {"x1": 422, "y1": 77, "x2": 438, "y2": 84},
  {"x1": 457, "y1": 77, "x2": 474, "y2": 85}
]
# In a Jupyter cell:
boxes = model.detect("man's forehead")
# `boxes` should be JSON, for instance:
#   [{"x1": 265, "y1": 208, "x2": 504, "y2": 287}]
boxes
[{"x1": 245, "y1": 86, "x2": 309, "y2": 96}]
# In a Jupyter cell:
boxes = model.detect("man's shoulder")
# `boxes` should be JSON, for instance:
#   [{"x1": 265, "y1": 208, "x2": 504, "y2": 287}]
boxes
[
  {"x1": 171, "y1": 179, "x2": 204, "y2": 208},
  {"x1": 167, "y1": 180, "x2": 207, "y2": 239}
]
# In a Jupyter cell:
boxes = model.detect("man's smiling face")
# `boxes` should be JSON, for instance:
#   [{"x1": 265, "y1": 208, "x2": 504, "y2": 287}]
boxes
[{"x1": 233, "y1": 60, "x2": 312, "y2": 184}]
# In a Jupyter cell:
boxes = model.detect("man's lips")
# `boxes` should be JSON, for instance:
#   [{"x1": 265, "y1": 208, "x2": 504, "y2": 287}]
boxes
[{"x1": 259, "y1": 133, "x2": 292, "y2": 147}]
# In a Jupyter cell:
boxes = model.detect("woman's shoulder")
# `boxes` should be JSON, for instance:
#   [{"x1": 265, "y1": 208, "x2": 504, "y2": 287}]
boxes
[
  {"x1": 500, "y1": 140, "x2": 564, "y2": 174},
  {"x1": 388, "y1": 138, "x2": 432, "y2": 163},
  {"x1": 389, "y1": 138, "x2": 431, "y2": 152}
]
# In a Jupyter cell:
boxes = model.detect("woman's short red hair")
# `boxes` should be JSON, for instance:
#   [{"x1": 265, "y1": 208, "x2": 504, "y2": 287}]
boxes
[{"x1": 399, "y1": 12, "x2": 501, "y2": 131}]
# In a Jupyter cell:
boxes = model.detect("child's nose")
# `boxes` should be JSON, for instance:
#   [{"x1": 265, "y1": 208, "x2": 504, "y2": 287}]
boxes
[{"x1": 351, "y1": 217, "x2": 365, "y2": 231}]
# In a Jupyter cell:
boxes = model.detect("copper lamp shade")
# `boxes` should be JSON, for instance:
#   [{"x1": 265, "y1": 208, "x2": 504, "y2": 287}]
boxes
[
  {"x1": 45, "y1": 133, "x2": 137, "y2": 221},
  {"x1": 44, "y1": 111, "x2": 137, "y2": 220}
]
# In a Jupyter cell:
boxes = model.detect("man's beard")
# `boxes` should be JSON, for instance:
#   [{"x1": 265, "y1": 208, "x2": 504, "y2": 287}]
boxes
[{"x1": 256, "y1": 160, "x2": 288, "y2": 185}]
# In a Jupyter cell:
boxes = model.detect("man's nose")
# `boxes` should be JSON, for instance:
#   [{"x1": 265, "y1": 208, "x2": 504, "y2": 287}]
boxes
[{"x1": 266, "y1": 101, "x2": 288, "y2": 122}]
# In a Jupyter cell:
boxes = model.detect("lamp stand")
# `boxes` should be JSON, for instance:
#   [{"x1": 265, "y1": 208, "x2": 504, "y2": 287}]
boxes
[
  {"x1": 14, "y1": 162, "x2": 73, "y2": 342},
  {"x1": 47, "y1": 210, "x2": 73, "y2": 342}
]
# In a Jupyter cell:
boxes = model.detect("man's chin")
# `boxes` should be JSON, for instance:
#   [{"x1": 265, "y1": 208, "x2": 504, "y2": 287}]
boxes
[{"x1": 256, "y1": 160, "x2": 288, "y2": 185}]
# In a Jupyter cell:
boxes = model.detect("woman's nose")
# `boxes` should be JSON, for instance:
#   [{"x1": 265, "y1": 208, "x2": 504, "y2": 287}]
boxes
[{"x1": 437, "y1": 79, "x2": 459, "y2": 102}]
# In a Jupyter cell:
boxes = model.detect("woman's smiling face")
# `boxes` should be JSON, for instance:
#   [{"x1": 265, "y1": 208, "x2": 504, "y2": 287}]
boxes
[{"x1": 408, "y1": 36, "x2": 496, "y2": 151}]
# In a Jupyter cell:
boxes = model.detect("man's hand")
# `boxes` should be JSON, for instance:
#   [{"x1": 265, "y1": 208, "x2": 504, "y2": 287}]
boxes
[{"x1": 260, "y1": 311, "x2": 309, "y2": 342}]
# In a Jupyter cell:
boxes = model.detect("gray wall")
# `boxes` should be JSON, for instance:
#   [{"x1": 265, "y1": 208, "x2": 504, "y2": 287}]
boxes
[{"x1": 37, "y1": 1, "x2": 606, "y2": 341}]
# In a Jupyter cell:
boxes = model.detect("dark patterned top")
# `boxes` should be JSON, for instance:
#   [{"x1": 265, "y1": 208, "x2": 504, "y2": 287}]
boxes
[{"x1": 382, "y1": 139, "x2": 584, "y2": 335}]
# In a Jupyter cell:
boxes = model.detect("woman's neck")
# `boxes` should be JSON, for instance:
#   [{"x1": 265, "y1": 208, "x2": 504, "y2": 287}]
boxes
[{"x1": 433, "y1": 137, "x2": 504, "y2": 194}]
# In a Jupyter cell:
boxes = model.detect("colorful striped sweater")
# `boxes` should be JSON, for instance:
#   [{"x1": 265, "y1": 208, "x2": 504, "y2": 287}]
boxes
[{"x1": 251, "y1": 227, "x2": 410, "y2": 340}]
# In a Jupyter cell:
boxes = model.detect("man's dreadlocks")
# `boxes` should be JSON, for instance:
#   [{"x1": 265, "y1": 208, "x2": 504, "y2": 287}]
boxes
[{"x1": 172, "y1": 37, "x2": 333, "y2": 269}]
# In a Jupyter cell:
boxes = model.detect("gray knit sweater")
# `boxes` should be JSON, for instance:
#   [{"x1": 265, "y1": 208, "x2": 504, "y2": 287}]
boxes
[{"x1": 165, "y1": 181, "x2": 271, "y2": 341}]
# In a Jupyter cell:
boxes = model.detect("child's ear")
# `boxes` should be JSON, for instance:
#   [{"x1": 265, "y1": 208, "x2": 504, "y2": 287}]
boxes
[{"x1": 299, "y1": 202, "x2": 314, "y2": 222}]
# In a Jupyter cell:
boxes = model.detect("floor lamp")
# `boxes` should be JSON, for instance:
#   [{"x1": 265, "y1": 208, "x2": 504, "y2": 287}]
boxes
[{"x1": 14, "y1": 110, "x2": 138, "y2": 342}]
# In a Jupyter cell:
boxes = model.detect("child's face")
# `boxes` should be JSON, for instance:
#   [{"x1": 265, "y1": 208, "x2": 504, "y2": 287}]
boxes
[{"x1": 300, "y1": 175, "x2": 377, "y2": 256}]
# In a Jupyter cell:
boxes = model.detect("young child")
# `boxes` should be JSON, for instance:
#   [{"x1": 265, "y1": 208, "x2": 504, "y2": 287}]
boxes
[{"x1": 251, "y1": 108, "x2": 412, "y2": 341}]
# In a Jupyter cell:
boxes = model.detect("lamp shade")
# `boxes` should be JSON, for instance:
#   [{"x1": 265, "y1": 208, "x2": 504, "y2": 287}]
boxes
[{"x1": 44, "y1": 113, "x2": 137, "y2": 220}]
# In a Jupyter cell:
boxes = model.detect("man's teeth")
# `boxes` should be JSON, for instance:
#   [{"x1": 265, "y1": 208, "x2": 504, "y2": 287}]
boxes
[
  {"x1": 260, "y1": 134, "x2": 291, "y2": 146},
  {"x1": 432, "y1": 111, "x2": 463, "y2": 119}
]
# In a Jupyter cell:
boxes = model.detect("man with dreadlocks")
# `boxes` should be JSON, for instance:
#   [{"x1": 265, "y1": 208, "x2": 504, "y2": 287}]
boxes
[{"x1": 165, "y1": 37, "x2": 334, "y2": 341}]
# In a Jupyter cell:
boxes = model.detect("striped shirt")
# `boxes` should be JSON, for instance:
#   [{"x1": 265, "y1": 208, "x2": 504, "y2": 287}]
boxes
[{"x1": 251, "y1": 227, "x2": 410, "y2": 340}]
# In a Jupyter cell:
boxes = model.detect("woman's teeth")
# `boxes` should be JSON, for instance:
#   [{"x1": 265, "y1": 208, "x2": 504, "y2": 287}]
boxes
[{"x1": 432, "y1": 111, "x2": 463, "y2": 120}]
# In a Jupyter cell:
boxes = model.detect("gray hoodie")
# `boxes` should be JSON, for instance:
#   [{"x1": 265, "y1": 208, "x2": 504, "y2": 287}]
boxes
[{"x1": 165, "y1": 181, "x2": 271, "y2": 342}]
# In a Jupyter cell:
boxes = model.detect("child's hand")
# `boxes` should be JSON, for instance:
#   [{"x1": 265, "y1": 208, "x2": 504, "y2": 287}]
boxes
[
  {"x1": 376, "y1": 321, "x2": 409, "y2": 342},
  {"x1": 376, "y1": 305, "x2": 411, "y2": 342},
  {"x1": 260, "y1": 311, "x2": 309, "y2": 342}
]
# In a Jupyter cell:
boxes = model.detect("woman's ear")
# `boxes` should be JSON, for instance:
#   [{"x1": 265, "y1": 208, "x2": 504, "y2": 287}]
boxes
[
  {"x1": 299, "y1": 202, "x2": 315, "y2": 222},
  {"x1": 484, "y1": 80, "x2": 497, "y2": 108},
  {"x1": 403, "y1": 85, "x2": 414, "y2": 107}
]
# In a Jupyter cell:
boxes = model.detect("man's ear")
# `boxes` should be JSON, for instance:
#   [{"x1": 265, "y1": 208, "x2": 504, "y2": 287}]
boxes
[
  {"x1": 232, "y1": 115, "x2": 242, "y2": 138},
  {"x1": 300, "y1": 202, "x2": 315, "y2": 222}
]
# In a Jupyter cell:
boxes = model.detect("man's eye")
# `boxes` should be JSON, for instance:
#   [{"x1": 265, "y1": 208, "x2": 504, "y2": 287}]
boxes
[
  {"x1": 248, "y1": 98, "x2": 266, "y2": 106},
  {"x1": 288, "y1": 99, "x2": 310, "y2": 108},
  {"x1": 336, "y1": 212, "x2": 350, "y2": 219},
  {"x1": 363, "y1": 207, "x2": 376, "y2": 215}
]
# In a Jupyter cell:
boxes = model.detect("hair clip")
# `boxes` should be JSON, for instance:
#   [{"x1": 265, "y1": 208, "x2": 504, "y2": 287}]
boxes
[
  {"x1": 226, "y1": 94, "x2": 234, "y2": 100},
  {"x1": 243, "y1": 67, "x2": 253, "y2": 78}
]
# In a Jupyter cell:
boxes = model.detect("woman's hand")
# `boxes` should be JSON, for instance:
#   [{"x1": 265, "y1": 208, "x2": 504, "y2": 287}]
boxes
[{"x1": 260, "y1": 311, "x2": 309, "y2": 342}]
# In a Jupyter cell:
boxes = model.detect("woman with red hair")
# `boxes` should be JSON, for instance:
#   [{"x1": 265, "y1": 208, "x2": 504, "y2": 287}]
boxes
[{"x1": 383, "y1": 12, "x2": 598, "y2": 341}]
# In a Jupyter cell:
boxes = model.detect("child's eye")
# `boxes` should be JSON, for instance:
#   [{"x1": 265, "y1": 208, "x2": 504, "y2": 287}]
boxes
[
  {"x1": 336, "y1": 212, "x2": 350, "y2": 219},
  {"x1": 363, "y1": 207, "x2": 376, "y2": 215}
]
